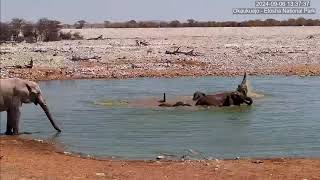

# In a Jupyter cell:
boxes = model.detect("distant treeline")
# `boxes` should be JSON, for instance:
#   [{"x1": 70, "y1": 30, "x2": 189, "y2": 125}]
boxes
[
  {"x1": 65, "y1": 18, "x2": 320, "y2": 28},
  {"x1": 0, "y1": 18, "x2": 83, "y2": 43},
  {"x1": 1, "y1": 17, "x2": 319, "y2": 42}
]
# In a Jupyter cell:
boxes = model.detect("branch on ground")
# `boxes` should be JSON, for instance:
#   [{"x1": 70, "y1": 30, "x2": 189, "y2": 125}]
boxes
[
  {"x1": 71, "y1": 55, "x2": 101, "y2": 61},
  {"x1": 136, "y1": 39, "x2": 149, "y2": 46},
  {"x1": 165, "y1": 47, "x2": 199, "y2": 56},
  {"x1": 87, "y1": 35, "x2": 103, "y2": 40},
  {"x1": 4, "y1": 60, "x2": 33, "y2": 69}
]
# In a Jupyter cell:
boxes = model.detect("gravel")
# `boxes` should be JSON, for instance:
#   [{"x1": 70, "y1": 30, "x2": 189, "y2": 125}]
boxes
[{"x1": 1, "y1": 27, "x2": 319, "y2": 80}]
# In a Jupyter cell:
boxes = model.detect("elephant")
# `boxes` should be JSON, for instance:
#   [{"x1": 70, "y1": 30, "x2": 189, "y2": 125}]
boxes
[
  {"x1": 158, "y1": 93, "x2": 191, "y2": 107},
  {"x1": 159, "y1": 101, "x2": 191, "y2": 107},
  {"x1": 0, "y1": 78, "x2": 61, "y2": 135},
  {"x1": 193, "y1": 73, "x2": 253, "y2": 107}
]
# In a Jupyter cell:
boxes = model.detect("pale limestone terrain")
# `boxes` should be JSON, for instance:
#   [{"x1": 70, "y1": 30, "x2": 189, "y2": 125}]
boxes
[{"x1": 1, "y1": 27, "x2": 319, "y2": 79}]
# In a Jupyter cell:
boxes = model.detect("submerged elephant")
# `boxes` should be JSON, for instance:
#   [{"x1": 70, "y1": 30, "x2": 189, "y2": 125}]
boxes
[
  {"x1": 158, "y1": 93, "x2": 191, "y2": 107},
  {"x1": 193, "y1": 73, "x2": 253, "y2": 107},
  {"x1": 159, "y1": 101, "x2": 192, "y2": 107},
  {"x1": 0, "y1": 78, "x2": 61, "y2": 135}
]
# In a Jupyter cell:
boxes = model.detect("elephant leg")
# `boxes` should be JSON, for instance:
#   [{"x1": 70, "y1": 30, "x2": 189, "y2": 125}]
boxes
[
  {"x1": 5, "y1": 110, "x2": 14, "y2": 135},
  {"x1": 6, "y1": 105, "x2": 21, "y2": 135},
  {"x1": 12, "y1": 107, "x2": 21, "y2": 135}
]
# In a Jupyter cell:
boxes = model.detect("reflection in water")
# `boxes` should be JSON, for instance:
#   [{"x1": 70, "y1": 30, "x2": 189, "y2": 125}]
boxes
[{"x1": 1, "y1": 76, "x2": 319, "y2": 160}]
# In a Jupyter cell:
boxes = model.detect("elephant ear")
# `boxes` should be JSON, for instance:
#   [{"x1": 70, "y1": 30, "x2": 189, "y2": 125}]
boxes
[
  {"x1": 26, "y1": 83, "x2": 32, "y2": 93},
  {"x1": 193, "y1": 91, "x2": 206, "y2": 101},
  {"x1": 26, "y1": 83, "x2": 39, "y2": 105}
]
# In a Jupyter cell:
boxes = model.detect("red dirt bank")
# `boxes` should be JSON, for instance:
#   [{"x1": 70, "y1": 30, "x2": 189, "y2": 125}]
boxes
[{"x1": 1, "y1": 136, "x2": 320, "y2": 180}]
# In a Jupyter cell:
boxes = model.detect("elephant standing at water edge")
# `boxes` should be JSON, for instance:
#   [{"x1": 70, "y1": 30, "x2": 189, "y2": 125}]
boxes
[
  {"x1": 193, "y1": 73, "x2": 253, "y2": 106},
  {"x1": 0, "y1": 78, "x2": 61, "y2": 135}
]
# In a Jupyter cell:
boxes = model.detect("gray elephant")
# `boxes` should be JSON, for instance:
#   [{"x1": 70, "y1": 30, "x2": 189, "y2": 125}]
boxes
[
  {"x1": 193, "y1": 73, "x2": 253, "y2": 106},
  {"x1": 0, "y1": 78, "x2": 61, "y2": 135}
]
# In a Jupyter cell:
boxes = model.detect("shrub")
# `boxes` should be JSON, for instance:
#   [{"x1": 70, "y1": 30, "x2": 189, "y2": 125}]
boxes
[
  {"x1": 72, "y1": 32, "x2": 83, "y2": 40},
  {"x1": 60, "y1": 31, "x2": 84, "y2": 40},
  {"x1": 10, "y1": 18, "x2": 25, "y2": 41},
  {"x1": 60, "y1": 31, "x2": 72, "y2": 40},
  {"x1": 75, "y1": 20, "x2": 86, "y2": 29},
  {"x1": 36, "y1": 18, "x2": 62, "y2": 41},
  {"x1": 0, "y1": 22, "x2": 12, "y2": 41},
  {"x1": 22, "y1": 23, "x2": 37, "y2": 43}
]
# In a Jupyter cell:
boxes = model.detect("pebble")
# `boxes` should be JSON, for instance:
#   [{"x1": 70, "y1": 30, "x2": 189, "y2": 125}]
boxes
[
  {"x1": 252, "y1": 160, "x2": 264, "y2": 164},
  {"x1": 95, "y1": 173, "x2": 105, "y2": 177},
  {"x1": 156, "y1": 155, "x2": 165, "y2": 160},
  {"x1": 34, "y1": 139, "x2": 44, "y2": 143},
  {"x1": 63, "y1": 151, "x2": 72, "y2": 155}
]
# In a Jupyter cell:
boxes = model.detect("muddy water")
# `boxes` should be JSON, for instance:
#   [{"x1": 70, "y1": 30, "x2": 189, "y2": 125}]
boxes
[{"x1": 1, "y1": 76, "x2": 320, "y2": 159}]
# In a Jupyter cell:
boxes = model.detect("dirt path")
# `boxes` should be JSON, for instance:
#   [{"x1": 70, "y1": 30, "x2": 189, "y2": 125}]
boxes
[{"x1": 1, "y1": 136, "x2": 320, "y2": 180}]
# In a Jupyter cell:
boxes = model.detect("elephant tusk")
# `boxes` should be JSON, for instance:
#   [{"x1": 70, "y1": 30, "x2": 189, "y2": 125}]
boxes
[{"x1": 244, "y1": 97, "x2": 253, "y2": 105}]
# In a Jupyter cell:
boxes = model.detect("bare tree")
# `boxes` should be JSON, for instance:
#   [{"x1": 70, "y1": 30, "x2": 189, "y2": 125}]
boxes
[
  {"x1": 75, "y1": 20, "x2": 86, "y2": 29},
  {"x1": 169, "y1": 20, "x2": 181, "y2": 27},
  {"x1": 21, "y1": 22, "x2": 38, "y2": 43},
  {"x1": 36, "y1": 18, "x2": 62, "y2": 41},
  {"x1": 10, "y1": 18, "x2": 26, "y2": 41}
]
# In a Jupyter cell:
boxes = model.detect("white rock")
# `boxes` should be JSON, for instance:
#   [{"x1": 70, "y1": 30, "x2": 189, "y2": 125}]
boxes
[{"x1": 95, "y1": 173, "x2": 105, "y2": 177}]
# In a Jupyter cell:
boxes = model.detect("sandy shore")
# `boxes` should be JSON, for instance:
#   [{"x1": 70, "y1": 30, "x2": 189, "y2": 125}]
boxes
[
  {"x1": 1, "y1": 27, "x2": 320, "y2": 81},
  {"x1": 1, "y1": 136, "x2": 320, "y2": 180}
]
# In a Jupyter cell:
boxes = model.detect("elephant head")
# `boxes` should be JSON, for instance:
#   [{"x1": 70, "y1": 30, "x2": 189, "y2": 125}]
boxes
[
  {"x1": 193, "y1": 72, "x2": 253, "y2": 107},
  {"x1": 226, "y1": 73, "x2": 252, "y2": 106},
  {"x1": 22, "y1": 81, "x2": 61, "y2": 132},
  {"x1": 227, "y1": 91, "x2": 253, "y2": 106},
  {"x1": 193, "y1": 91, "x2": 206, "y2": 101},
  {"x1": 236, "y1": 72, "x2": 248, "y2": 96},
  {"x1": 1, "y1": 78, "x2": 61, "y2": 135}
]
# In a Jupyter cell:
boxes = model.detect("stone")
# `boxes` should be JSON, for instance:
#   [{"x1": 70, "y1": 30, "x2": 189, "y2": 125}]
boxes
[{"x1": 96, "y1": 173, "x2": 105, "y2": 177}]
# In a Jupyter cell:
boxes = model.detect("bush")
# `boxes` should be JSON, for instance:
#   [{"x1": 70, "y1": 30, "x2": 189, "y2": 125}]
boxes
[
  {"x1": 22, "y1": 23, "x2": 37, "y2": 43},
  {"x1": 60, "y1": 31, "x2": 84, "y2": 40},
  {"x1": 36, "y1": 18, "x2": 62, "y2": 41},
  {"x1": 75, "y1": 20, "x2": 86, "y2": 29},
  {"x1": 60, "y1": 31, "x2": 72, "y2": 40},
  {"x1": 10, "y1": 18, "x2": 25, "y2": 41},
  {"x1": 72, "y1": 32, "x2": 83, "y2": 40},
  {"x1": 0, "y1": 22, "x2": 12, "y2": 41}
]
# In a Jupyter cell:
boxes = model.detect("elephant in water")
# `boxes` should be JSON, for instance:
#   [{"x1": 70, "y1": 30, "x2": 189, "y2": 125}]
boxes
[
  {"x1": 158, "y1": 93, "x2": 191, "y2": 107},
  {"x1": 0, "y1": 78, "x2": 61, "y2": 135},
  {"x1": 193, "y1": 73, "x2": 253, "y2": 107}
]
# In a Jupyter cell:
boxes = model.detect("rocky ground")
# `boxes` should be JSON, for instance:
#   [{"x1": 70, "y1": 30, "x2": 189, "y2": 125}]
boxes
[
  {"x1": 1, "y1": 136, "x2": 320, "y2": 180},
  {"x1": 1, "y1": 27, "x2": 320, "y2": 81},
  {"x1": 1, "y1": 27, "x2": 320, "y2": 179}
]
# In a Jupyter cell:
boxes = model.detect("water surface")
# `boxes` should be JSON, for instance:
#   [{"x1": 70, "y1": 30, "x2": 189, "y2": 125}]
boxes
[{"x1": 1, "y1": 76, "x2": 319, "y2": 159}]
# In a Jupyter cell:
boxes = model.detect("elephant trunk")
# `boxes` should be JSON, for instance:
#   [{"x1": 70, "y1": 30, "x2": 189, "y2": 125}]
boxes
[
  {"x1": 241, "y1": 72, "x2": 247, "y2": 85},
  {"x1": 244, "y1": 97, "x2": 253, "y2": 105},
  {"x1": 38, "y1": 96, "x2": 62, "y2": 132}
]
